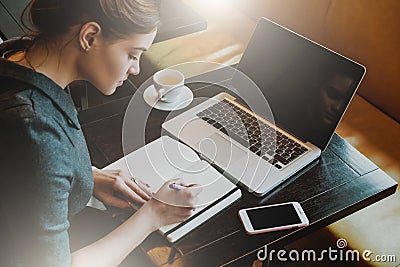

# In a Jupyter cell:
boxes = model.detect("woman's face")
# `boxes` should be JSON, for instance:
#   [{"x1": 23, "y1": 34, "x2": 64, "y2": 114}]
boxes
[
  {"x1": 79, "y1": 30, "x2": 157, "y2": 95},
  {"x1": 315, "y1": 73, "x2": 353, "y2": 126}
]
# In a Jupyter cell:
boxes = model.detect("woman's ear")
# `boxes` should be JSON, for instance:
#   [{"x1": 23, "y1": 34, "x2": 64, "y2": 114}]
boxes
[{"x1": 79, "y1": 22, "x2": 102, "y2": 52}]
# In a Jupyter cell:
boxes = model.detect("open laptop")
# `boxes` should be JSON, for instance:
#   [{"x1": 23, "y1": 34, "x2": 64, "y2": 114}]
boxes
[{"x1": 162, "y1": 18, "x2": 366, "y2": 196}]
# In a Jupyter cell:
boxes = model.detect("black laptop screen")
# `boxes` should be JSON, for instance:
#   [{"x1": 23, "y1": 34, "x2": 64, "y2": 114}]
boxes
[{"x1": 231, "y1": 18, "x2": 365, "y2": 151}]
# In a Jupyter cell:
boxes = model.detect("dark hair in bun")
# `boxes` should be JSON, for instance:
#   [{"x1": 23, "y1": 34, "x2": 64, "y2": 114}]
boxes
[{"x1": 22, "y1": 0, "x2": 161, "y2": 41}]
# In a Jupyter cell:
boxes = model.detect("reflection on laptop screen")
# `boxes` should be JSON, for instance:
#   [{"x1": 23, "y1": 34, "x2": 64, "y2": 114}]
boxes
[{"x1": 232, "y1": 18, "x2": 365, "y2": 150}]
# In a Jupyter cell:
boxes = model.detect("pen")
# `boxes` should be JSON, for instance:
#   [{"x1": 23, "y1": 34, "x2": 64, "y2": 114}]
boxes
[
  {"x1": 169, "y1": 183, "x2": 198, "y2": 211},
  {"x1": 169, "y1": 183, "x2": 187, "y2": 190}
]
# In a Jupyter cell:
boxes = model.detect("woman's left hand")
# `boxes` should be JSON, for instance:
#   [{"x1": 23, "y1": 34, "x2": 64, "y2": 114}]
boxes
[{"x1": 92, "y1": 166, "x2": 153, "y2": 209}]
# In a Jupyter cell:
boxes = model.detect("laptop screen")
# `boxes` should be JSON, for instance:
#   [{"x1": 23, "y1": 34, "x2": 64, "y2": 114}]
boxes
[{"x1": 231, "y1": 18, "x2": 365, "y2": 151}]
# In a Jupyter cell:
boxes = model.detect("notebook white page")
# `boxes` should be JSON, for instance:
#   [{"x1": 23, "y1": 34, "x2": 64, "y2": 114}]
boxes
[{"x1": 103, "y1": 136, "x2": 241, "y2": 242}]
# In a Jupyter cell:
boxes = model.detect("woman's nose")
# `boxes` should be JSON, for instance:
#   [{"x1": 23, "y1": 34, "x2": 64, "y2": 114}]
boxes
[
  {"x1": 332, "y1": 100, "x2": 341, "y2": 111},
  {"x1": 128, "y1": 62, "x2": 140, "y2": 76}
]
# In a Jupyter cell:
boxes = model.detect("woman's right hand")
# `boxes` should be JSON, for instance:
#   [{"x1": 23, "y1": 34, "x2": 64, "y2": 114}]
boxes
[{"x1": 140, "y1": 179, "x2": 202, "y2": 229}]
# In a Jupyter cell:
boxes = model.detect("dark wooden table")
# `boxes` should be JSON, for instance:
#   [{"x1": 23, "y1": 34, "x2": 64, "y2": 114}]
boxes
[{"x1": 79, "y1": 68, "x2": 398, "y2": 266}]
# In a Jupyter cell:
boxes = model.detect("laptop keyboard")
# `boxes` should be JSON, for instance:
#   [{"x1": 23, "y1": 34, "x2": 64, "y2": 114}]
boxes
[{"x1": 196, "y1": 99, "x2": 308, "y2": 169}]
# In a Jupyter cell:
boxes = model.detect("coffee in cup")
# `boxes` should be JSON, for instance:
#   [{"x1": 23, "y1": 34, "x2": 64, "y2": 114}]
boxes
[{"x1": 153, "y1": 69, "x2": 185, "y2": 103}]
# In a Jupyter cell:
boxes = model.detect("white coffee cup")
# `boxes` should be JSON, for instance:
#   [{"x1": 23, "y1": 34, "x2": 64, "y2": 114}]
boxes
[{"x1": 153, "y1": 69, "x2": 185, "y2": 103}]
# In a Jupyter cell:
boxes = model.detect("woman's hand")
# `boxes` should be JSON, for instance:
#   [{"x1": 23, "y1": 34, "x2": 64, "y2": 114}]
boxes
[
  {"x1": 140, "y1": 179, "x2": 202, "y2": 229},
  {"x1": 92, "y1": 166, "x2": 153, "y2": 209}
]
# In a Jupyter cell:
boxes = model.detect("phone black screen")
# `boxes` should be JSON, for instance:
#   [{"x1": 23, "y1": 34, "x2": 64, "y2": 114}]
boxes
[{"x1": 247, "y1": 204, "x2": 302, "y2": 230}]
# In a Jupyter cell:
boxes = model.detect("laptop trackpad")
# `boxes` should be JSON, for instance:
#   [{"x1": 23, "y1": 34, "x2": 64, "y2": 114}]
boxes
[{"x1": 196, "y1": 133, "x2": 247, "y2": 169}]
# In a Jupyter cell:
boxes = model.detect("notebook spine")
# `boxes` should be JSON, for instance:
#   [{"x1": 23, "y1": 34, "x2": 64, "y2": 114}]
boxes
[{"x1": 163, "y1": 187, "x2": 241, "y2": 242}]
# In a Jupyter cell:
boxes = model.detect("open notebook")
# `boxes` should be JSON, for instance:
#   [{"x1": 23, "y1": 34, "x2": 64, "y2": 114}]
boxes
[{"x1": 101, "y1": 136, "x2": 241, "y2": 242}]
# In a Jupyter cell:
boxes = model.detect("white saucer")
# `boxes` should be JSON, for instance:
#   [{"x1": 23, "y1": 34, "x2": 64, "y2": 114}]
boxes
[{"x1": 143, "y1": 84, "x2": 193, "y2": 111}]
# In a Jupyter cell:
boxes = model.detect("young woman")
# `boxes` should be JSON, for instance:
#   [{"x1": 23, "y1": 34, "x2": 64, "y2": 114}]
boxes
[{"x1": 0, "y1": 1, "x2": 199, "y2": 266}]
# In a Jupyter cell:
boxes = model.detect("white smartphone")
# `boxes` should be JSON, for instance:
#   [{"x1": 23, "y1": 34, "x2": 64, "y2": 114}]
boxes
[{"x1": 238, "y1": 202, "x2": 309, "y2": 234}]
